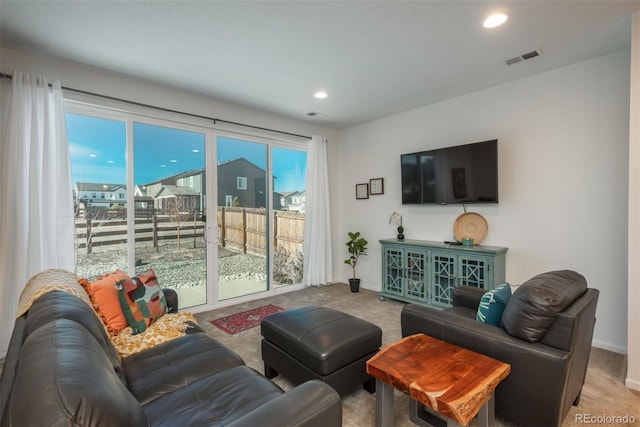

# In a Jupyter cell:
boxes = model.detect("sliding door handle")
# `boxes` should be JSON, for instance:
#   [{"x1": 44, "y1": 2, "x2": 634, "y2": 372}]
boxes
[{"x1": 206, "y1": 225, "x2": 213, "y2": 244}]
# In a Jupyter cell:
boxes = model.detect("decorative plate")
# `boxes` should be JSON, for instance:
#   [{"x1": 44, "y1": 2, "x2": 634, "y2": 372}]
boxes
[{"x1": 453, "y1": 212, "x2": 488, "y2": 244}]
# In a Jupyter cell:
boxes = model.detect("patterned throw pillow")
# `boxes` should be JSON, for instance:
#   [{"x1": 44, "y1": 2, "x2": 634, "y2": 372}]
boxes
[
  {"x1": 476, "y1": 283, "x2": 512, "y2": 326},
  {"x1": 80, "y1": 270, "x2": 130, "y2": 335},
  {"x1": 116, "y1": 269, "x2": 167, "y2": 335}
]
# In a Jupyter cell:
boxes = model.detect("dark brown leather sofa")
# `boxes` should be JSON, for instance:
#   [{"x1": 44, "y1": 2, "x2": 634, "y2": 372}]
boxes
[
  {"x1": 0, "y1": 290, "x2": 342, "y2": 427},
  {"x1": 401, "y1": 270, "x2": 599, "y2": 427}
]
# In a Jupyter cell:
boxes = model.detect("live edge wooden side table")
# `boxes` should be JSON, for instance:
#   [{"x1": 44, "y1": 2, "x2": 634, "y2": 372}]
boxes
[{"x1": 366, "y1": 334, "x2": 510, "y2": 427}]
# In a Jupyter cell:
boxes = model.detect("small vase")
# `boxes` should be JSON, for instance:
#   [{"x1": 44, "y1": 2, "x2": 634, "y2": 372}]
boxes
[{"x1": 397, "y1": 234, "x2": 405, "y2": 241}]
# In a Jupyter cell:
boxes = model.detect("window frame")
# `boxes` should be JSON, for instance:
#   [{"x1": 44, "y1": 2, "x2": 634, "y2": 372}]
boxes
[
  {"x1": 237, "y1": 176, "x2": 247, "y2": 190},
  {"x1": 64, "y1": 98, "x2": 309, "y2": 311}
]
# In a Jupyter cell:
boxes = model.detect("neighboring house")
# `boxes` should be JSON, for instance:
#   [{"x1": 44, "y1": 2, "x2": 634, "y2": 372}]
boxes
[
  {"x1": 279, "y1": 191, "x2": 296, "y2": 210},
  {"x1": 154, "y1": 185, "x2": 201, "y2": 212},
  {"x1": 137, "y1": 168, "x2": 207, "y2": 213},
  {"x1": 217, "y1": 158, "x2": 281, "y2": 210},
  {"x1": 281, "y1": 191, "x2": 305, "y2": 213},
  {"x1": 79, "y1": 161, "x2": 283, "y2": 216},
  {"x1": 75, "y1": 182, "x2": 126, "y2": 207},
  {"x1": 133, "y1": 185, "x2": 154, "y2": 210}
]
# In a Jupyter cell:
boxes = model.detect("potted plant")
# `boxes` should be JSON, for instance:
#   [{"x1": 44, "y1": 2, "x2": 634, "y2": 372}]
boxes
[{"x1": 344, "y1": 231, "x2": 368, "y2": 292}]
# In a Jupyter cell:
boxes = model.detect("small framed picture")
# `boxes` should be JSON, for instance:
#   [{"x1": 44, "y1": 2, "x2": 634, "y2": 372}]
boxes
[
  {"x1": 369, "y1": 178, "x2": 384, "y2": 195},
  {"x1": 356, "y1": 183, "x2": 369, "y2": 199}
]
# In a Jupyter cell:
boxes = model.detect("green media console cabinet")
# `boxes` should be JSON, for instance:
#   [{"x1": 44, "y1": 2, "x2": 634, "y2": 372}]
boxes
[{"x1": 379, "y1": 239, "x2": 508, "y2": 308}]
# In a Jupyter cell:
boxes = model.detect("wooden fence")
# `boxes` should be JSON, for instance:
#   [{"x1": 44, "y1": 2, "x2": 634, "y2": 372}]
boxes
[
  {"x1": 76, "y1": 216, "x2": 205, "y2": 253},
  {"x1": 217, "y1": 208, "x2": 304, "y2": 257},
  {"x1": 76, "y1": 208, "x2": 304, "y2": 257}
]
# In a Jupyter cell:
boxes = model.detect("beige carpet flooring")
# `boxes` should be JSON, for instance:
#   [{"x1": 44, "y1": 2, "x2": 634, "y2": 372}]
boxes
[{"x1": 195, "y1": 283, "x2": 640, "y2": 427}]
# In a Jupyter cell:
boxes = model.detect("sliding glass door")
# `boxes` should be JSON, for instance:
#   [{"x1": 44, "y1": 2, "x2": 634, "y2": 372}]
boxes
[
  {"x1": 215, "y1": 136, "x2": 308, "y2": 300},
  {"x1": 67, "y1": 105, "x2": 307, "y2": 310},
  {"x1": 67, "y1": 112, "x2": 128, "y2": 276},
  {"x1": 67, "y1": 111, "x2": 210, "y2": 309},
  {"x1": 272, "y1": 146, "x2": 307, "y2": 288},
  {"x1": 216, "y1": 136, "x2": 269, "y2": 300},
  {"x1": 133, "y1": 122, "x2": 207, "y2": 308}
]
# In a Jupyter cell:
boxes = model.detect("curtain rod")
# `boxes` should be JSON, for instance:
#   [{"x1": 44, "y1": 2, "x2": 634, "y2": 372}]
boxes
[{"x1": 0, "y1": 72, "x2": 311, "y2": 140}]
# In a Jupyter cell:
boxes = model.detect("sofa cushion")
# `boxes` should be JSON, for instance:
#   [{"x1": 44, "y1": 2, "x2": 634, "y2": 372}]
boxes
[
  {"x1": 117, "y1": 269, "x2": 167, "y2": 334},
  {"x1": 501, "y1": 270, "x2": 587, "y2": 342},
  {"x1": 142, "y1": 366, "x2": 283, "y2": 427},
  {"x1": 476, "y1": 283, "x2": 511, "y2": 326},
  {"x1": 81, "y1": 269, "x2": 130, "y2": 334},
  {"x1": 123, "y1": 333, "x2": 245, "y2": 405}
]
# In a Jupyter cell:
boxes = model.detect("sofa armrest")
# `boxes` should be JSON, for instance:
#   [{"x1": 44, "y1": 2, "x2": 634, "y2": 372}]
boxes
[
  {"x1": 162, "y1": 288, "x2": 178, "y2": 313},
  {"x1": 452, "y1": 285, "x2": 486, "y2": 310},
  {"x1": 227, "y1": 380, "x2": 342, "y2": 427}
]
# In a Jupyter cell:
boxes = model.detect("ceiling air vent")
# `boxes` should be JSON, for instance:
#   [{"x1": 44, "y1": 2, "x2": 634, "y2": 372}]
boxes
[
  {"x1": 505, "y1": 49, "x2": 543, "y2": 66},
  {"x1": 307, "y1": 111, "x2": 327, "y2": 117}
]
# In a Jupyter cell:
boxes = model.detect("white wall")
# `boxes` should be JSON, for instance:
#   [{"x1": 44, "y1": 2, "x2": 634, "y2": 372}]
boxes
[{"x1": 334, "y1": 50, "x2": 631, "y2": 353}]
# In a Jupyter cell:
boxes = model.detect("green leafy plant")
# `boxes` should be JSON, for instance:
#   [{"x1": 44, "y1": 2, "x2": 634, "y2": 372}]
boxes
[{"x1": 344, "y1": 231, "x2": 368, "y2": 279}]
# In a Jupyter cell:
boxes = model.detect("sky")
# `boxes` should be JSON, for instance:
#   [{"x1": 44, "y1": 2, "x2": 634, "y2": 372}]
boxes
[{"x1": 66, "y1": 113, "x2": 307, "y2": 193}]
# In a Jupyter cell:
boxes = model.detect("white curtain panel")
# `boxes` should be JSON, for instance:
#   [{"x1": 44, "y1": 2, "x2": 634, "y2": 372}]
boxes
[
  {"x1": 302, "y1": 135, "x2": 333, "y2": 286},
  {"x1": 0, "y1": 71, "x2": 75, "y2": 356}
]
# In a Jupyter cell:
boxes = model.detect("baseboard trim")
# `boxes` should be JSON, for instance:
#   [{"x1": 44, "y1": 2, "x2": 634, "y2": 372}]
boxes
[
  {"x1": 592, "y1": 339, "x2": 627, "y2": 355},
  {"x1": 625, "y1": 377, "x2": 640, "y2": 391}
]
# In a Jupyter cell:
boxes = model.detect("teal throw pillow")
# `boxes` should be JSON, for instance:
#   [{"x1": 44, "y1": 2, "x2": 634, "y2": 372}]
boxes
[{"x1": 476, "y1": 283, "x2": 512, "y2": 326}]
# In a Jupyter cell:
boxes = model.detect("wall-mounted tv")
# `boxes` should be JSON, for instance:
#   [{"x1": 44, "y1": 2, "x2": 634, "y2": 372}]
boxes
[{"x1": 401, "y1": 139, "x2": 498, "y2": 205}]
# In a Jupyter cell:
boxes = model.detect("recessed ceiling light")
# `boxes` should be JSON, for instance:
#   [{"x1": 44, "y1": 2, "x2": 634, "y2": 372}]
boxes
[
  {"x1": 170, "y1": 159, "x2": 177, "y2": 163},
  {"x1": 483, "y1": 13, "x2": 508, "y2": 29},
  {"x1": 89, "y1": 154, "x2": 97, "y2": 158},
  {"x1": 107, "y1": 160, "x2": 114, "y2": 164},
  {"x1": 314, "y1": 91, "x2": 328, "y2": 99},
  {"x1": 192, "y1": 149, "x2": 199, "y2": 153}
]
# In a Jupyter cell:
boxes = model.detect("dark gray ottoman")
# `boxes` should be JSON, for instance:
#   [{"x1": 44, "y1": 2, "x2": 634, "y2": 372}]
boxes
[{"x1": 261, "y1": 306, "x2": 382, "y2": 396}]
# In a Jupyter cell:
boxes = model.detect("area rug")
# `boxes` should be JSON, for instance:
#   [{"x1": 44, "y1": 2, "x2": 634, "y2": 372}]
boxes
[{"x1": 210, "y1": 304, "x2": 284, "y2": 334}]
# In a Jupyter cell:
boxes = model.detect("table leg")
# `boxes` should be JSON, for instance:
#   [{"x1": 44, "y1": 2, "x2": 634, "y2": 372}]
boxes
[
  {"x1": 375, "y1": 379, "x2": 394, "y2": 427},
  {"x1": 410, "y1": 399, "x2": 454, "y2": 427},
  {"x1": 477, "y1": 395, "x2": 495, "y2": 427}
]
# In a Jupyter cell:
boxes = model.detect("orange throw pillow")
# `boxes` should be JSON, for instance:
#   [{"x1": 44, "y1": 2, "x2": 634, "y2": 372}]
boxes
[{"x1": 83, "y1": 270, "x2": 130, "y2": 335}]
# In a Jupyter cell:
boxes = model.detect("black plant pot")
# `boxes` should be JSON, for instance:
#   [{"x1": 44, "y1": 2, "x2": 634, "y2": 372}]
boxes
[
  {"x1": 397, "y1": 234, "x2": 405, "y2": 241},
  {"x1": 349, "y1": 278, "x2": 360, "y2": 293}
]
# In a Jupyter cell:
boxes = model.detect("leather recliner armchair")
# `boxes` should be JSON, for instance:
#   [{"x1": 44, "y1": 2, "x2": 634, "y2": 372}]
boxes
[{"x1": 401, "y1": 270, "x2": 599, "y2": 427}]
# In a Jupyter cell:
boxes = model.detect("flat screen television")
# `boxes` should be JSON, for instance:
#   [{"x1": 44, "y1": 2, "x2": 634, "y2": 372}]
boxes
[{"x1": 401, "y1": 139, "x2": 498, "y2": 205}]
